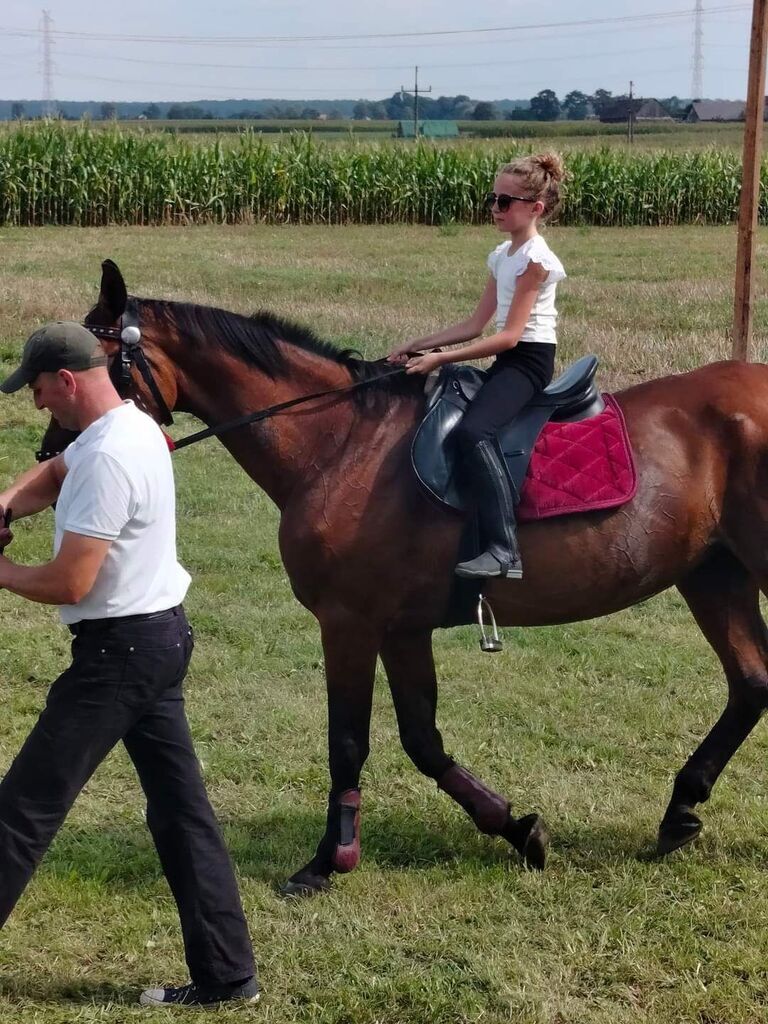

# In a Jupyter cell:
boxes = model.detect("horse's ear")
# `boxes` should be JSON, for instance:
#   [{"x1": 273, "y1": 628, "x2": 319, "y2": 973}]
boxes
[{"x1": 98, "y1": 259, "x2": 127, "y2": 320}]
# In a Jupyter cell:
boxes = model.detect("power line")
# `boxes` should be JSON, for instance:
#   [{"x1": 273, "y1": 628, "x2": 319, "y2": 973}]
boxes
[
  {"x1": 467, "y1": 65, "x2": 711, "y2": 92},
  {"x1": 692, "y1": 0, "x2": 704, "y2": 98},
  {"x1": 42, "y1": 47, "x2": 744, "y2": 100},
  {"x1": 49, "y1": 42, "x2": 687, "y2": 75},
  {"x1": 49, "y1": 42, "x2": 684, "y2": 76},
  {"x1": 49, "y1": 64, "x2": 705, "y2": 101},
  {"x1": 53, "y1": 71, "x2": 400, "y2": 96},
  {"x1": 0, "y1": 5, "x2": 750, "y2": 48},
  {"x1": 2, "y1": 11, "x2": 751, "y2": 63}
]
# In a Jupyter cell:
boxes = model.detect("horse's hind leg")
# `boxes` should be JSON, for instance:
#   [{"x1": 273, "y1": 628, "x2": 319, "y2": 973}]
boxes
[
  {"x1": 658, "y1": 547, "x2": 768, "y2": 855},
  {"x1": 380, "y1": 629, "x2": 548, "y2": 870}
]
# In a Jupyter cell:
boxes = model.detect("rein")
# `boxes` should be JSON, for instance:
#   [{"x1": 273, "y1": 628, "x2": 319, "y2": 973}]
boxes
[
  {"x1": 79, "y1": 311, "x2": 409, "y2": 453},
  {"x1": 168, "y1": 362, "x2": 408, "y2": 451}
]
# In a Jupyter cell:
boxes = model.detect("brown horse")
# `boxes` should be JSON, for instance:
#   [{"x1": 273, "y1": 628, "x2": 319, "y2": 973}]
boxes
[{"x1": 41, "y1": 259, "x2": 768, "y2": 895}]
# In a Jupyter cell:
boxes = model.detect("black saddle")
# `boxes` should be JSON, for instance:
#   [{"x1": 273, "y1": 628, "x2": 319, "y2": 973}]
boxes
[{"x1": 412, "y1": 354, "x2": 604, "y2": 513}]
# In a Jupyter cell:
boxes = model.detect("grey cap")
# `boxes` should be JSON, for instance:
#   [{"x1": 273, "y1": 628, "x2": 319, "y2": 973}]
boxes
[{"x1": 1, "y1": 321, "x2": 108, "y2": 394}]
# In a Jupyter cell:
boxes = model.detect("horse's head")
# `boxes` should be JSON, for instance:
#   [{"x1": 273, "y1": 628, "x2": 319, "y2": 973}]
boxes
[
  {"x1": 39, "y1": 259, "x2": 179, "y2": 461},
  {"x1": 85, "y1": 259, "x2": 178, "y2": 425}
]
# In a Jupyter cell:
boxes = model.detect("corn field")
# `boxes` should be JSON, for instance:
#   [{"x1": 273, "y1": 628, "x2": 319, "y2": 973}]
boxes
[{"x1": 0, "y1": 122, "x2": 762, "y2": 227}]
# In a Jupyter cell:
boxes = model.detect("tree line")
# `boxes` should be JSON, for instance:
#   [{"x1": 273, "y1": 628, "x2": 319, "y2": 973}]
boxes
[
  {"x1": 5, "y1": 91, "x2": 690, "y2": 123},
  {"x1": 353, "y1": 90, "x2": 688, "y2": 122}
]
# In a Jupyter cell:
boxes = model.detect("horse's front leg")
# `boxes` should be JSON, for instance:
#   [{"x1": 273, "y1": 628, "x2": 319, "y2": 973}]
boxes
[
  {"x1": 281, "y1": 611, "x2": 379, "y2": 896},
  {"x1": 380, "y1": 628, "x2": 548, "y2": 870}
]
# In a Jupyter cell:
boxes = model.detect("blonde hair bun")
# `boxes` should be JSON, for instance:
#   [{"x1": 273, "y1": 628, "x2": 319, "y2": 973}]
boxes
[{"x1": 532, "y1": 151, "x2": 566, "y2": 183}]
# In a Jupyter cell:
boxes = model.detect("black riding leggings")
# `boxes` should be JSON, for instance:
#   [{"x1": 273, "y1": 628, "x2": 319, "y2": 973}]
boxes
[{"x1": 453, "y1": 342, "x2": 556, "y2": 457}]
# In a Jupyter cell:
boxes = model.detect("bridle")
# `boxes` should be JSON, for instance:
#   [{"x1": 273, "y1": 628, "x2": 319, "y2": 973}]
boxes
[{"x1": 84, "y1": 298, "x2": 175, "y2": 427}]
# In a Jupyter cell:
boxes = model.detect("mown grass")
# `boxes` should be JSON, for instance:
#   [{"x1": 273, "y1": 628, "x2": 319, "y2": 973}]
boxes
[
  {"x1": 145, "y1": 124, "x2": 747, "y2": 153},
  {"x1": 0, "y1": 224, "x2": 768, "y2": 1023}
]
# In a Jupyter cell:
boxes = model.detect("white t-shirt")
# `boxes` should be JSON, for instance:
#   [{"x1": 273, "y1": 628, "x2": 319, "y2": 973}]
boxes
[
  {"x1": 487, "y1": 234, "x2": 566, "y2": 343},
  {"x1": 55, "y1": 401, "x2": 191, "y2": 624}
]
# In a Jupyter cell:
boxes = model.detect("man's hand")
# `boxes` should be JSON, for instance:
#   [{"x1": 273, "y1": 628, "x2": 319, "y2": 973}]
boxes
[{"x1": 0, "y1": 507, "x2": 13, "y2": 555}]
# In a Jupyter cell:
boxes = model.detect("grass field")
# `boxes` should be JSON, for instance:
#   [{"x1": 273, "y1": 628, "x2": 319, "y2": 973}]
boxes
[
  {"x1": 1, "y1": 117, "x2": 746, "y2": 152},
  {"x1": 147, "y1": 123, "x2": 747, "y2": 152},
  {"x1": 1, "y1": 223, "x2": 768, "y2": 1023}
]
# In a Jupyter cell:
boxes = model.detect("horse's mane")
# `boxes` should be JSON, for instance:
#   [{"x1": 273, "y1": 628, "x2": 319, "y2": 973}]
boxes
[{"x1": 137, "y1": 297, "x2": 423, "y2": 402}]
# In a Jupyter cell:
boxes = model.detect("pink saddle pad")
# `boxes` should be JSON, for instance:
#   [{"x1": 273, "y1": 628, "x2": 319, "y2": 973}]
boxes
[{"x1": 517, "y1": 394, "x2": 636, "y2": 522}]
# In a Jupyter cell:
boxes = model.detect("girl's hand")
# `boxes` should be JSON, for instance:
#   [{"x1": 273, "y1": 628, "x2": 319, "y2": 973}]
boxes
[
  {"x1": 405, "y1": 351, "x2": 445, "y2": 375},
  {"x1": 386, "y1": 342, "x2": 417, "y2": 364}
]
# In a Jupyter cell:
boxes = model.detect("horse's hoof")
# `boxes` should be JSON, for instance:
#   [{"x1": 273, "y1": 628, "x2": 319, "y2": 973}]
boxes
[
  {"x1": 278, "y1": 871, "x2": 332, "y2": 898},
  {"x1": 519, "y1": 813, "x2": 549, "y2": 870},
  {"x1": 502, "y1": 813, "x2": 549, "y2": 871},
  {"x1": 657, "y1": 812, "x2": 702, "y2": 857}
]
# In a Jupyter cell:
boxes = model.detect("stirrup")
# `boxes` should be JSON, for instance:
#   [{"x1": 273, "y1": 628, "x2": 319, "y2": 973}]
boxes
[{"x1": 477, "y1": 595, "x2": 503, "y2": 652}]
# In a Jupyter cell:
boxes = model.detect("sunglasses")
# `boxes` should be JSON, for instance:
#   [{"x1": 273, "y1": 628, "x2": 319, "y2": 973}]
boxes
[{"x1": 484, "y1": 192, "x2": 536, "y2": 213}]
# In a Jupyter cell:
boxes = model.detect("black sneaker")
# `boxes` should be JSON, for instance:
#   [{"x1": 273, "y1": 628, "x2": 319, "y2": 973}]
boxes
[
  {"x1": 139, "y1": 976, "x2": 260, "y2": 1008},
  {"x1": 455, "y1": 550, "x2": 523, "y2": 579}
]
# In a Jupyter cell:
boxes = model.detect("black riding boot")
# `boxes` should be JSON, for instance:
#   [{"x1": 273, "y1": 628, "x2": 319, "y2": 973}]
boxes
[{"x1": 455, "y1": 438, "x2": 523, "y2": 579}]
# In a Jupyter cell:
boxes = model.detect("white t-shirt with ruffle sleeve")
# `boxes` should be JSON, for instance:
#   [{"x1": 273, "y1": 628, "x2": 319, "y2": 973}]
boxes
[{"x1": 487, "y1": 234, "x2": 566, "y2": 343}]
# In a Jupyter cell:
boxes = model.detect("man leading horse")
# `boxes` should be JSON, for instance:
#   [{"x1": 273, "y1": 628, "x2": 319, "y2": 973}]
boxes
[{"x1": 0, "y1": 321, "x2": 258, "y2": 1010}]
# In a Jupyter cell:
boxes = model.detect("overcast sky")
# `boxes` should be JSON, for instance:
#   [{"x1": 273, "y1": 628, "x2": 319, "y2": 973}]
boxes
[{"x1": 0, "y1": 1, "x2": 755, "y2": 104}]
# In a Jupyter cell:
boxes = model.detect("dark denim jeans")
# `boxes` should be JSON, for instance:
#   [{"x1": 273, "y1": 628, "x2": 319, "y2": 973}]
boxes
[{"x1": 0, "y1": 606, "x2": 255, "y2": 986}]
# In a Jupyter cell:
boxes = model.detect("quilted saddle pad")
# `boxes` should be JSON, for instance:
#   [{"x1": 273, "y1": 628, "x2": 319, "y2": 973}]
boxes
[{"x1": 516, "y1": 394, "x2": 636, "y2": 522}]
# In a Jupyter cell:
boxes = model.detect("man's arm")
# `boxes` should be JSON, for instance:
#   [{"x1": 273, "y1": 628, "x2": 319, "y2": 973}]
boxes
[
  {"x1": 0, "y1": 455, "x2": 67, "y2": 520},
  {"x1": 0, "y1": 530, "x2": 111, "y2": 605}
]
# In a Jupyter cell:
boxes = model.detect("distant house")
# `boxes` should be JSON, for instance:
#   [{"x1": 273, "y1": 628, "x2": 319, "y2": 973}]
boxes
[
  {"x1": 685, "y1": 100, "x2": 748, "y2": 122},
  {"x1": 635, "y1": 99, "x2": 675, "y2": 121},
  {"x1": 599, "y1": 98, "x2": 673, "y2": 123},
  {"x1": 396, "y1": 119, "x2": 459, "y2": 139}
]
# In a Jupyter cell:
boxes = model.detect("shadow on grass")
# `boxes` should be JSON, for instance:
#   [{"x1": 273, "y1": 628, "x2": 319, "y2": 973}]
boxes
[
  {"x1": 39, "y1": 806, "x2": 768, "y2": 895},
  {"x1": 233, "y1": 806, "x2": 515, "y2": 885},
  {"x1": 0, "y1": 977, "x2": 133, "y2": 1005},
  {"x1": 205, "y1": 806, "x2": 768, "y2": 880},
  {"x1": 42, "y1": 807, "x2": 511, "y2": 890}
]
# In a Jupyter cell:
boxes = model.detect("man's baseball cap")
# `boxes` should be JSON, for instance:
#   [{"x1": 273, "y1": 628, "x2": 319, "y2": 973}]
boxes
[{"x1": 1, "y1": 321, "x2": 108, "y2": 394}]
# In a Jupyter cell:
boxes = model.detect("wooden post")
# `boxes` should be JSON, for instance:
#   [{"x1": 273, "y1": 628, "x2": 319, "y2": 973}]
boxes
[
  {"x1": 400, "y1": 68, "x2": 430, "y2": 142},
  {"x1": 733, "y1": 0, "x2": 768, "y2": 359}
]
